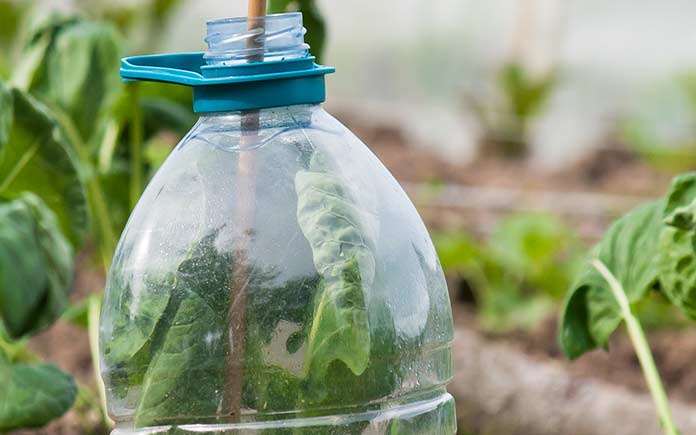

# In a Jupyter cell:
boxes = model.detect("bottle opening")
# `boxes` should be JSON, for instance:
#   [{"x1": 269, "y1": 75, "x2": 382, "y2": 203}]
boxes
[{"x1": 204, "y1": 12, "x2": 309, "y2": 66}]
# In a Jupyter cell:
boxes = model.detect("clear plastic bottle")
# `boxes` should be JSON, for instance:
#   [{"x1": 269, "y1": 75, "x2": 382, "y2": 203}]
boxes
[{"x1": 100, "y1": 12, "x2": 456, "y2": 435}]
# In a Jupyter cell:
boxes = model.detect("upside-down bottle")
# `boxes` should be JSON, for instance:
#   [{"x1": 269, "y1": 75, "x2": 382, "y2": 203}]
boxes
[{"x1": 100, "y1": 12, "x2": 456, "y2": 435}]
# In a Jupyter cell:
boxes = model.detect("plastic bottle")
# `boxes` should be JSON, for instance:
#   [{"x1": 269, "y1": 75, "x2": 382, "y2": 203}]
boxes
[{"x1": 100, "y1": 12, "x2": 456, "y2": 435}]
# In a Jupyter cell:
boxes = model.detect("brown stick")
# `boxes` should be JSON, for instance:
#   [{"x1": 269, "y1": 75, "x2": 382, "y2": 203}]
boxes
[
  {"x1": 247, "y1": 0, "x2": 267, "y2": 22},
  {"x1": 223, "y1": 0, "x2": 266, "y2": 422}
]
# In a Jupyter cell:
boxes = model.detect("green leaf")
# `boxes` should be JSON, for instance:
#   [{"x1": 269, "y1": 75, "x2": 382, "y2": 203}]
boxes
[
  {"x1": 0, "y1": 82, "x2": 88, "y2": 247},
  {"x1": 14, "y1": 14, "x2": 123, "y2": 144},
  {"x1": 135, "y1": 291, "x2": 225, "y2": 426},
  {"x1": 433, "y1": 232, "x2": 483, "y2": 273},
  {"x1": 489, "y1": 213, "x2": 581, "y2": 299},
  {"x1": 103, "y1": 282, "x2": 169, "y2": 368},
  {"x1": 295, "y1": 153, "x2": 373, "y2": 381},
  {"x1": 0, "y1": 193, "x2": 73, "y2": 339},
  {"x1": 268, "y1": 1, "x2": 296, "y2": 14},
  {"x1": 11, "y1": 13, "x2": 79, "y2": 91},
  {"x1": 0, "y1": 351, "x2": 77, "y2": 432},
  {"x1": 132, "y1": 234, "x2": 231, "y2": 426},
  {"x1": 299, "y1": 0, "x2": 326, "y2": 63},
  {"x1": 663, "y1": 172, "x2": 696, "y2": 230},
  {"x1": 435, "y1": 215, "x2": 580, "y2": 332},
  {"x1": 657, "y1": 172, "x2": 696, "y2": 320},
  {"x1": 559, "y1": 201, "x2": 664, "y2": 359},
  {"x1": 657, "y1": 227, "x2": 696, "y2": 320},
  {"x1": 242, "y1": 353, "x2": 302, "y2": 414},
  {"x1": 41, "y1": 20, "x2": 123, "y2": 144},
  {"x1": 500, "y1": 63, "x2": 555, "y2": 121}
]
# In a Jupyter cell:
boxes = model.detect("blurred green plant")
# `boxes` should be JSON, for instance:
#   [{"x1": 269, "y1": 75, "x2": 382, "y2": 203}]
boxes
[
  {"x1": 0, "y1": 1, "x2": 26, "y2": 77},
  {"x1": 0, "y1": 86, "x2": 87, "y2": 431},
  {"x1": 465, "y1": 63, "x2": 556, "y2": 159},
  {"x1": 269, "y1": 0, "x2": 326, "y2": 62},
  {"x1": 622, "y1": 73, "x2": 696, "y2": 171},
  {"x1": 10, "y1": 12, "x2": 194, "y2": 266},
  {"x1": 0, "y1": 3, "x2": 193, "y2": 431},
  {"x1": 72, "y1": 0, "x2": 184, "y2": 53},
  {"x1": 434, "y1": 212, "x2": 583, "y2": 332}
]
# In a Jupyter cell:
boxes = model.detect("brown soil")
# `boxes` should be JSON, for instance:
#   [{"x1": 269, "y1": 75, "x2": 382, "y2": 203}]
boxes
[
  {"x1": 14, "y1": 114, "x2": 694, "y2": 434},
  {"x1": 338, "y1": 111, "x2": 673, "y2": 198},
  {"x1": 452, "y1": 302, "x2": 696, "y2": 406}
]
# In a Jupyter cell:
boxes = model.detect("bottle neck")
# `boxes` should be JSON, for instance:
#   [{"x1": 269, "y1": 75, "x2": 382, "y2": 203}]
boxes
[
  {"x1": 204, "y1": 13, "x2": 309, "y2": 66},
  {"x1": 192, "y1": 12, "x2": 332, "y2": 113},
  {"x1": 119, "y1": 12, "x2": 334, "y2": 114}
]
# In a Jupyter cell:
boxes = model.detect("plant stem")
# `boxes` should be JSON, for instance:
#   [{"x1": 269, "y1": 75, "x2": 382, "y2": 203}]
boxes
[
  {"x1": 51, "y1": 106, "x2": 118, "y2": 267},
  {"x1": 0, "y1": 333, "x2": 35, "y2": 363},
  {"x1": 129, "y1": 82, "x2": 144, "y2": 209},
  {"x1": 592, "y1": 259, "x2": 680, "y2": 435},
  {"x1": 88, "y1": 294, "x2": 111, "y2": 427}
]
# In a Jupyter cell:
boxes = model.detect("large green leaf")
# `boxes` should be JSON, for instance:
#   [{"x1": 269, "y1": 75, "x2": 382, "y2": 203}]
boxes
[
  {"x1": 657, "y1": 172, "x2": 696, "y2": 320},
  {"x1": 0, "y1": 350, "x2": 77, "y2": 432},
  {"x1": 13, "y1": 14, "x2": 123, "y2": 145},
  {"x1": 10, "y1": 14, "x2": 79, "y2": 91},
  {"x1": 559, "y1": 201, "x2": 664, "y2": 359},
  {"x1": 663, "y1": 172, "x2": 696, "y2": 230},
  {"x1": 0, "y1": 193, "x2": 73, "y2": 339},
  {"x1": 0, "y1": 196, "x2": 44, "y2": 337},
  {"x1": 657, "y1": 226, "x2": 696, "y2": 320},
  {"x1": 101, "y1": 271, "x2": 170, "y2": 402},
  {"x1": 295, "y1": 153, "x2": 373, "y2": 382},
  {"x1": 0, "y1": 82, "x2": 88, "y2": 247},
  {"x1": 135, "y1": 290, "x2": 225, "y2": 426},
  {"x1": 132, "y1": 234, "x2": 231, "y2": 426},
  {"x1": 41, "y1": 20, "x2": 123, "y2": 144},
  {"x1": 103, "y1": 280, "x2": 170, "y2": 367}
]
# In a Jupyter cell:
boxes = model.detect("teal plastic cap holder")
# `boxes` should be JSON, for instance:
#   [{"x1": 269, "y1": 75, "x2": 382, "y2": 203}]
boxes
[{"x1": 119, "y1": 13, "x2": 334, "y2": 113}]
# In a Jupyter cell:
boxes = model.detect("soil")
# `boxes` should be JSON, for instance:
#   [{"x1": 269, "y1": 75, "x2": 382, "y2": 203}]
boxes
[
  {"x1": 12, "y1": 114, "x2": 694, "y2": 434},
  {"x1": 452, "y1": 301, "x2": 696, "y2": 406},
  {"x1": 337, "y1": 111, "x2": 673, "y2": 197}
]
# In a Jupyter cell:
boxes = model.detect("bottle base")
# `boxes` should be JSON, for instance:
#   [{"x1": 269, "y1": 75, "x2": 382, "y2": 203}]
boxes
[{"x1": 111, "y1": 393, "x2": 456, "y2": 435}]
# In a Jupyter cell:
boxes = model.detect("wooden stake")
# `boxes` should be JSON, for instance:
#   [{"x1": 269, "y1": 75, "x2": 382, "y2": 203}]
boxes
[
  {"x1": 247, "y1": 0, "x2": 268, "y2": 25},
  {"x1": 223, "y1": 0, "x2": 267, "y2": 422}
]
